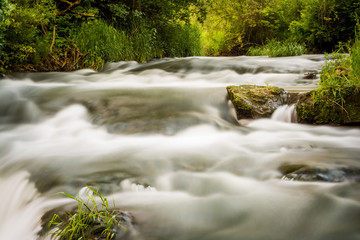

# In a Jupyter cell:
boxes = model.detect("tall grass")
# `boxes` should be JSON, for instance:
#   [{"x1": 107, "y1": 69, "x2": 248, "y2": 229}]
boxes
[
  {"x1": 131, "y1": 21, "x2": 164, "y2": 62},
  {"x1": 313, "y1": 33, "x2": 360, "y2": 111},
  {"x1": 315, "y1": 53, "x2": 352, "y2": 106},
  {"x1": 350, "y1": 34, "x2": 360, "y2": 83},
  {"x1": 72, "y1": 20, "x2": 202, "y2": 69},
  {"x1": 160, "y1": 23, "x2": 203, "y2": 57},
  {"x1": 72, "y1": 20, "x2": 133, "y2": 69},
  {"x1": 248, "y1": 39, "x2": 306, "y2": 57}
]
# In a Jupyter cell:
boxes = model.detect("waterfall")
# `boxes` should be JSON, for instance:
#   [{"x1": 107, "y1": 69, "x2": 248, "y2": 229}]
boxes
[{"x1": 271, "y1": 104, "x2": 297, "y2": 123}]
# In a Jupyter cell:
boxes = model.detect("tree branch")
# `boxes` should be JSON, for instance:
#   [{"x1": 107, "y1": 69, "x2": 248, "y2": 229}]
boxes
[
  {"x1": 69, "y1": 11, "x2": 95, "y2": 17},
  {"x1": 57, "y1": 0, "x2": 82, "y2": 16},
  {"x1": 49, "y1": 25, "x2": 56, "y2": 54}
]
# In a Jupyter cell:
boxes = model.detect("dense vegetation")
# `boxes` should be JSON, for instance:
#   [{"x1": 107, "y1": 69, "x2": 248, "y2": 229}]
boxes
[
  {"x1": 0, "y1": 0, "x2": 204, "y2": 72},
  {"x1": 0, "y1": 0, "x2": 359, "y2": 73},
  {"x1": 201, "y1": 0, "x2": 360, "y2": 55}
]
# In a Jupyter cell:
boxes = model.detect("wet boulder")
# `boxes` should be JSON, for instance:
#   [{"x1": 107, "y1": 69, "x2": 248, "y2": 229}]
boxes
[{"x1": 226, "y1": 85, "x2": 287, "y2": 120}]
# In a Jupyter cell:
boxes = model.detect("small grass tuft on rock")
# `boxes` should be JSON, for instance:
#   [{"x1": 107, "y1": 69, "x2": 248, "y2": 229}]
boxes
[{"x1": 48, "y1": 186, "x2": 126, "y2": 240}]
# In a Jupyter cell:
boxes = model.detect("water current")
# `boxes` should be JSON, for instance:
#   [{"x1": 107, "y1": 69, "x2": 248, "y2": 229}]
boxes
[{"x1": 0, "y1": 55, "x2": 359, "y2": 240}]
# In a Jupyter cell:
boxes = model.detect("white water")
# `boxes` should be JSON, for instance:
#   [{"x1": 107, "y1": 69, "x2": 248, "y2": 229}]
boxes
[
  {"x1": 271, "y1": 104, "x2": 297, "y2": 123},
  {"x1": 1, "y1": 55, "x2": 360, "y2": 240}
]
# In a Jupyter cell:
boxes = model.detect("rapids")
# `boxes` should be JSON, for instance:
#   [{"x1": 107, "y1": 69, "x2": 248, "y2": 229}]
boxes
[{"x1": 0, "y1": 55, "x2": 359, "y2": 240}]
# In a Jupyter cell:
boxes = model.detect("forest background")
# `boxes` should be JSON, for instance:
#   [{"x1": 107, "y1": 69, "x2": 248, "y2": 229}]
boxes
[{"x1": 0, "y1": 0, "x2": 359, "y2": 73}]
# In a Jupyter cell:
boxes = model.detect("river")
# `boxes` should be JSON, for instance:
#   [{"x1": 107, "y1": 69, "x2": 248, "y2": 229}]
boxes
[{"x1": 0, "y1": 55, "x2": 359, "y2": 240}]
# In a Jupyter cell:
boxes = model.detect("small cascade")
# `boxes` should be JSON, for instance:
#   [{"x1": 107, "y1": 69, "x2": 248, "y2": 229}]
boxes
[
  {"x1": 0, "y1": 172, "x2": 46, "y2": 239},
  {"x1": 271, "y1": 104, "x2": 297, "y2": 123}
]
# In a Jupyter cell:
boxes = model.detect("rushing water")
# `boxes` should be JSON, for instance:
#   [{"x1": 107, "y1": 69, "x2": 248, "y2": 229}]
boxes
[{"x1": 0, "y1": 55, "x2": 360, "y2": 240}]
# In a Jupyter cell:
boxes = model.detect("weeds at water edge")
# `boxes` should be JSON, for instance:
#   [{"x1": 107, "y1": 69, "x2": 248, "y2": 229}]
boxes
[
  {"x1": 247, "y1": 39, "x2": 306, "y2": 57},
  {"x1": 48, "y1": 186, "x2": 125, "y2": 240}
]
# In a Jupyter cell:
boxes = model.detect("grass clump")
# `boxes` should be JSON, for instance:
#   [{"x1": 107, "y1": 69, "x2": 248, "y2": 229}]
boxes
[
  {"x1": 297, "y1": 34, "x2": 360, "y2": 124},
  {"x1": 315, "y1": 28, "x2": 360, "y2": 109},
  {"x1": 314, "y1": 53, "x2": 354, "y2": 107},
  {"x1": 48, "y1": 186, "x2": 125, "y2": 240},
  {"x1": 248, "y1": 39, "x2": 306, "y2": 57}
]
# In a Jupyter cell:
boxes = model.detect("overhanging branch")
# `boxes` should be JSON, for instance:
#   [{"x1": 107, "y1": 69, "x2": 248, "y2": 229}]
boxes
[
  {"x1": 57, "y1": 0, "x2": 82, "y2": 16},
  {"x1": 69, "y1": 11, "x2": 95, "y2": 17}
]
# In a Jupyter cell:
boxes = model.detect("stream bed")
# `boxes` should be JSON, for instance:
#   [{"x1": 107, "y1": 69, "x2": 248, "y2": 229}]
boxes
[{"x1": 0, "y1": 55, "x2": 359, "y2": 240}]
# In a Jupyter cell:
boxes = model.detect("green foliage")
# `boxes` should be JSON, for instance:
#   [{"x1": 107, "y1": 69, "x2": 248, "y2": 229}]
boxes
[
  {"x1": 2, "y1": 0, "x2": 360, "y2": 72},
  {"x1": 130, "y1": 19, "x2": 163, "y2": 62},
  {"x1": 1, "y1": 0, "x2": 57, "y2": 71},
  {"x1": 160, "y1": 23, "x2": 203, "y2": 57},
  {"x1": 200, "y1": 0, "x2": 360, "y2": 55},
  {"x1": 350, "y1": 28, "x2": 360, "y2": 81},
  {"x1": 201, "y1": 0, "x2": 311, "y2": 55},
  {"x1": 247, "y1": 39, "x2": 306, "y2": 57},
  {"x1": 315, "y1": 53, "x2": 352, "y2": 106},
  {"x1": 72, "y1": 20, "x2": 133, "y2": 69},
  {"x1": 0, "y1": 0, "x2": 11, "y2": 48},
  {"x1": 201, "y1": 0, "x2": 268, "y2": 55},
  {"x1": 312, "y1": 37, "x2": 360, "y2": 118},
  {"x1": 0, "y1": 0, "x2": 12, "y2": 72},
  {"x1": 297, "y1": 39, "x2": 360, "y2": 124},
  {"x1": 1, "y1": 0, "x2": 203, "y2": 72},
  {"x1": 290, "y1": 0, "x2": 360, "y2": 53},
  {"x1": 48, "y1": 186, "x2": 124, "y2": 240}
]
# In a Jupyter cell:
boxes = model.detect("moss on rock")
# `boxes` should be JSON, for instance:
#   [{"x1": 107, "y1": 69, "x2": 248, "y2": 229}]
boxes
[
  {"x1": 226, "y1": 85, "x2": 287, "y2": 119},
  {"x1": 296, "y1": 86, "x2": 360, "y2": 125}
]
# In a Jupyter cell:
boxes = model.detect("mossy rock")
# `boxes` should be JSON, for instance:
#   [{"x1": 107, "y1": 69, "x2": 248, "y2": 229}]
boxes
[
  {"x1": 226, "y1": 85, "x2": 287, "y2": 119},
  {"x1": 296, "y1": 86, "x2": 360, "y2": 125}
]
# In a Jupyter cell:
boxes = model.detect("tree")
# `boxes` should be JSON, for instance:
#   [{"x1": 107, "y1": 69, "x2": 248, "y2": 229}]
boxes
[{"x1": 290, "y1": 0, "x2": 360, "y2": 52}]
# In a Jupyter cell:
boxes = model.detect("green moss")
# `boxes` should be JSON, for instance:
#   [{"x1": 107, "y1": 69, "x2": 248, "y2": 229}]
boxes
[
  {"x1": 296, "y1": 86, "x2": 360, "y2": 124},
  {"x1": 226, "y1": 85, "x2": 286, "y2": 119}
]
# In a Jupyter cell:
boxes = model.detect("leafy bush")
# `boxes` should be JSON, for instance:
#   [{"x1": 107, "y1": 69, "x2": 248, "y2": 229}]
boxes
[
  {"x1": 247, "y1": 39, "x2": 306, "y2": 57},
  {"x1": 289, "y1": 0, "x2": 360, "y2": 53}
]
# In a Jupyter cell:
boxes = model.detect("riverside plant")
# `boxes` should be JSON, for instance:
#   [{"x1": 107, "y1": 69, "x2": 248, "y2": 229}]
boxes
[
  {"x1": 48, "y1": 186, "x2": 125, "y2": 240},
  {"x1": 314, "y1": 39, "x2": 360, "y2": 110},
  {"x1": 301, "y1": 36, "x2": 360, "y2": 123},
  {"x1": 314, "y1": 53, "x2": 352, "y2": 107},
  {"x1": 247, "y1": 39, "x2": 305, "y2": 57}
]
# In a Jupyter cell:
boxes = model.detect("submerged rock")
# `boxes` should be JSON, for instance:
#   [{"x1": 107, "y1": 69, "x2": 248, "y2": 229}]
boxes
[
  {"x1": 75, "y1": 94, "x2": 205, "y2": 134},
  {"x1": 279, "y1": 164, "x2": 360, "y2": 182},
  {"x1": 226, "y1": 85, "x2": 287, "y2": 120}
]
